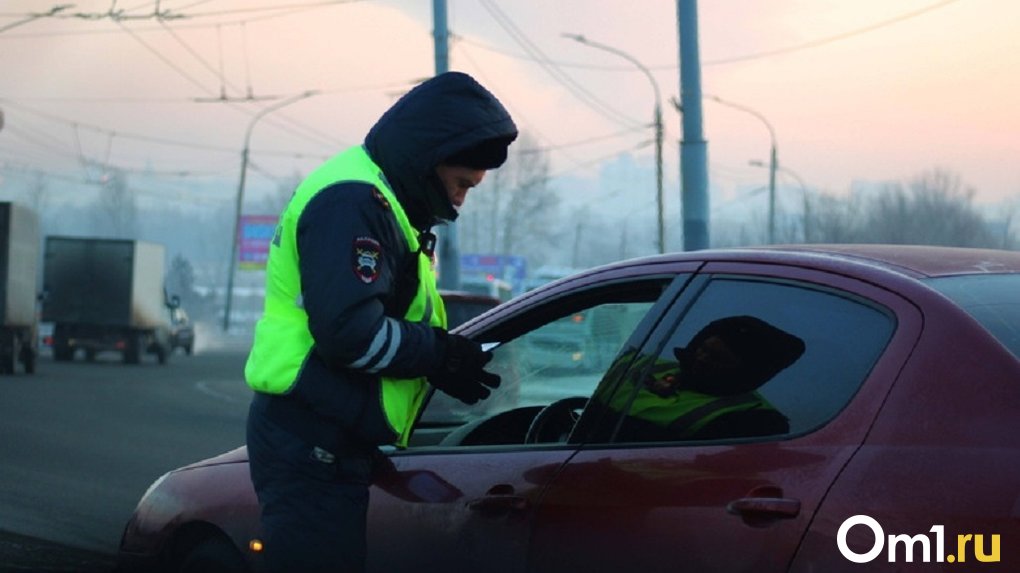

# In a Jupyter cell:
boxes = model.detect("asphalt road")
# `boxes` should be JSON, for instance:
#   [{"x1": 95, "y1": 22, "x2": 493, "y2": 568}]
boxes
[{"x1": 0, "y1": 331, "x2": 253, "y2": 571}]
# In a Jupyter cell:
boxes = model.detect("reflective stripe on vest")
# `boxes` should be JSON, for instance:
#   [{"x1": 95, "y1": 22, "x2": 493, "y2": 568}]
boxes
[{"x1": 244, "y1": 145, "x2": 446, "y2": 447}]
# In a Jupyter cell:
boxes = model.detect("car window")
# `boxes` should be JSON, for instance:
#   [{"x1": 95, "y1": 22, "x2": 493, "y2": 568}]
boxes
[
  {"x1": 923, "y1": 274, "x2": 1020, "y2": 360},
  {"x1": 603, "y1": 277, "x2": 895, "y2": 444},
  {"x1": 410, "y1": 277, "x2": 675, "y2": 448}
]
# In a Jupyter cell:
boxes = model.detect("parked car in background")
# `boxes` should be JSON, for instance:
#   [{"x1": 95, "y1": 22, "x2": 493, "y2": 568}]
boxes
[
  {"x1": 459, "y1": 275, "x2": 514, "y2": 302},
  {"x1": 440, "y1": 289, "x2": 500, "y2": 329},
  {"x1": 119, "y1": 245, "x2": 1020, "y2": 572}
]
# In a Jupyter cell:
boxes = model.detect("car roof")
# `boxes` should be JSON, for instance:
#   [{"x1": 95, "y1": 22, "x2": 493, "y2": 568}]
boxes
[{"x1": 588, "y1": 244, "x2": 1020, "y2": 280}]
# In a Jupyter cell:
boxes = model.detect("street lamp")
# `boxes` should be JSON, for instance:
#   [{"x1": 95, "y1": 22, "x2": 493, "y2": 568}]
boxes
[
  {"x1": 705, "y1": 95, "x2": 778, "y2": 244},
  {"x1": 222, "y1": 90, "x2": 318, "y2": 332},
  {"x1": 563, "y1": 33, "x2": 665, "y2": 254}
]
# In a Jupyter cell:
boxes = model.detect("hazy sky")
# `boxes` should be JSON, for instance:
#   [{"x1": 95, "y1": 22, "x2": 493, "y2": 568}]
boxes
[{"x1": 2, "y1": 0, "x2": 1018, "y2": 211}]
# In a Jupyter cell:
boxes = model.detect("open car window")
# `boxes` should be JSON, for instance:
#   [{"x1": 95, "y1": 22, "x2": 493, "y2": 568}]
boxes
[{"x1": 408, "y1": 276, "x2": 680, "y2": 449}]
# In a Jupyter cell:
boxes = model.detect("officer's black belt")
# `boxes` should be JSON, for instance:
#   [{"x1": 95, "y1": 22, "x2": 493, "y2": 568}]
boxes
[{"x1": 250, "y1": 391, "x2": 373, "y2": 457}]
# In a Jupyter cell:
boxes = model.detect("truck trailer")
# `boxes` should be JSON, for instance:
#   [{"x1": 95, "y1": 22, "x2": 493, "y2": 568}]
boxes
[
  {"x1": 0, "y1": 202, "x2": 40, "y2": 375},
  {"x1": 42, "y1": 237, "x2": 173, "y2": 365}
]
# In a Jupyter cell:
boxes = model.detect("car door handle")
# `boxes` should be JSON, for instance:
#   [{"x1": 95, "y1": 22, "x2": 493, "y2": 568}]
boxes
[
  {"x1": 467, "y1": 494, "x2": 529, "y2": 514},
  {"x1": 726, "y1": 497, "x2": 801, "y2": 519},
  {"x1": 467, "y1": 484, "x2": 529, "y2": 514}
]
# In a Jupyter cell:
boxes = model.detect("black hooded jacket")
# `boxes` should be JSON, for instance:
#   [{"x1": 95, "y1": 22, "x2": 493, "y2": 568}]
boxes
[
  {"x1": 365, "y1": 72, "x2": 519, "y2": 229},
  {"x1": 277, "y1": 72, "x2": 517, "y2": 447}
]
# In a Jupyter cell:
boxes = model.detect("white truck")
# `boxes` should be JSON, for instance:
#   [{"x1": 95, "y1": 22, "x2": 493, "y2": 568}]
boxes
[
  {"x1": 0, "y1": 202, "x2": 40, "y2": 375},
  {"x1": 41, "y1": 237, "x2": 173, "y2": 365}
]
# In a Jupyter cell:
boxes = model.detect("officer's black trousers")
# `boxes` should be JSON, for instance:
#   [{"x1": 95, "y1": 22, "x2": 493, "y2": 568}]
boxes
[{"x1": 247, "y1": 400, "x2": 375, "y2": 573}]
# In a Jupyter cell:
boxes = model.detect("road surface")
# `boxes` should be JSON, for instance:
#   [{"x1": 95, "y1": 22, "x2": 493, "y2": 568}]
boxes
[{"x1": 0, "y1": 334, "x2": 252, "y2": 571}]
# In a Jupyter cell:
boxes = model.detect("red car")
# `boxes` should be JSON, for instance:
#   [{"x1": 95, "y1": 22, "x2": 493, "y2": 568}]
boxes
[{"x1": 118, "y1": 245, "x2": 1020, "y2": 572}]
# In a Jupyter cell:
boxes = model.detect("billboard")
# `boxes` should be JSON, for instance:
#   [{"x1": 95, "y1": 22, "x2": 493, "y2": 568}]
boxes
[
  {"x1": 238, "y1": 215, "x2": 278, "y2": 270},
  {"x1": 460, "y1": 253, "x2": 527, "y2": 293}
]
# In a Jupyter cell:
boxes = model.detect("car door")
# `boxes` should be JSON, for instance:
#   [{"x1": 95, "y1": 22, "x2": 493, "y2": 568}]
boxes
[
  {"x1": 364, "y1": 263, "x2": 700, "y2": 573},
  {"x1": 527, "y1": 262, "x2": 923, "y2": 573}
]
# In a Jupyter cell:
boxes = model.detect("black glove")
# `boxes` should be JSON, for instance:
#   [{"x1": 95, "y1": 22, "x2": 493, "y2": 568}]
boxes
[{"x1": 428, "y1": 328, "x2": 501, "y2": 405}]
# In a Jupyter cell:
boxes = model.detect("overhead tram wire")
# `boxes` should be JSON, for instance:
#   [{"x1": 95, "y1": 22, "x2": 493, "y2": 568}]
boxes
[
  {"x1": 6, "y1": 6, "x2": 414, "y2": 171},
  {"x1": 115, "y1": 19, "x2": 220, "y2": 97},
  {"x1": 451, "y1": 39, "x2": 589, "y2": 170},
  {"x1": 456, "y1": 36, "x2": 654, "y2": 175},
  {"x1": 1, "y1": 100, "x2": 236, "y2": 154},
  {"x1": 513, "y1": 139, "x2": 653, "y2": 193},
  {"x1": 461, "y1": 0, "x2": 966, "y2": 70},
  {"x1": 517, "y1": 125, "x2": 649, "y2": 155},
  {"x1": 0, "y1": 4, "x2": 72, "y2": 34},
  {"x1": 703, "y1": 0, "x2": 964, "y2": 66},
  {"x1": 27, "y1": 0, "x2": 367, "y2": 22},
  {"x1": 451, "y1": 40, "x2": 559, "y2": 146},
  {"x1": 240, "y1": 78, "x2": 431, "y2": 150},
  {"x1": 0, "y1": 2, "x2": 355, "y2": 38},
  {"x1": 4, "y1": 124, "x2": 220, "y2": 178},
  {"x1": 459, "y1": 12, "x2": 648, "y2": 174},
  {"x1": 157, "y1": 18, "x2": 250, "y2": 100},
  {"x1": 478, "y1": 0, "x2": 644, "y2": 130},
  {"x1": 460, "y1": 37, "x2": 659, "y2": 72},
  {"x1": 0, "y1": 159, "x2": 236, "y2": 205},
  {"x1": 148, "y1": 16, "x2": 348, "y2": 147},
  {"x1": 2, "y1": 80, "x2": 410, "y2": 157},
  {"x1": 156, "y1": 0, "x2": 370, "y2": 19},
  {"x1": 2, "y1": 104, "x2": 325, "y2": 181},
  {"x1": 117, "y1": 18, "x2": 341, "y2": 148}
]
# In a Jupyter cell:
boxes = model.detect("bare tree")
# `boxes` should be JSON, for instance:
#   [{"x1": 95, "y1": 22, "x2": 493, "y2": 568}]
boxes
[
  {"x1": 803, "y1": 169, "x2": 999, "y2": 248},
  {"x1": 868, "y1": 169, "x2": 995, "y2": 247},
  {"x1": 804, "y1": 191, "x2": 865, "y2": 244}
]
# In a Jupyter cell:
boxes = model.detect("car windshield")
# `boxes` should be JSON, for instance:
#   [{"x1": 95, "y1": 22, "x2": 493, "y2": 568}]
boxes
[{"x1": 924, "y1": 274, "x2": 1020, "y2": 360}]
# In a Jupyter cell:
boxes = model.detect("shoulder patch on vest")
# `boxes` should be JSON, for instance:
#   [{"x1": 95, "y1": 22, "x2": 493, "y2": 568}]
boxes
[
  {"x1": 353, "y1": 237, "x2": 383, "y2": 284},
  {"x1": 371, "y1": 188, "x2": 391, "y2": 211}
]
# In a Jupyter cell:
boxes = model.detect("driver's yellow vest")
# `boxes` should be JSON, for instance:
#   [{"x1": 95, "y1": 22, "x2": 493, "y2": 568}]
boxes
[
  {"x1": 244, "y1": 145, "x2": 446, "y2": 446},
  {"x1": 605, "y1": 353, "x2": 774, "y2": 437}
]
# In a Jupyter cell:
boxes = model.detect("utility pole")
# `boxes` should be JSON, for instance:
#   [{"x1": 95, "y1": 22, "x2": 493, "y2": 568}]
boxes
[
  {"x1": 433, "y1": 0, "x2": 461, "y2": 291},
  {"x1": 677, "y1": 0, "x2": 709, "y2": 251}
]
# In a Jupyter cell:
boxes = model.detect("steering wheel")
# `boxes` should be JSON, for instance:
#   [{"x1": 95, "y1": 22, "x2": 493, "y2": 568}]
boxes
[{"x1": 524, "y1": 396, "x2": 589, "y2": 444}]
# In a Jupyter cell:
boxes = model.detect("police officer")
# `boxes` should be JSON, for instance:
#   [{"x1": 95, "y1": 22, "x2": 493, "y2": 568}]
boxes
[{"x1": 244, "y1": 72, "x2": 517, "y2": 572}]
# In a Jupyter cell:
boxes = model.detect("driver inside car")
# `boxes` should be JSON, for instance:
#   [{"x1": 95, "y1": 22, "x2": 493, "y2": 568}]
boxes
[{"x1": 608, "y1": 315, "x2": 806, "y2": 442}]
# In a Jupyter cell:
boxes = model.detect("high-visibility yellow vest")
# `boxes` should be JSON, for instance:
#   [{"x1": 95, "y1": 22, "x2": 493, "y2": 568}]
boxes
[{"x1": 245, "y1": 145, "x2": 446, "y2": 446}]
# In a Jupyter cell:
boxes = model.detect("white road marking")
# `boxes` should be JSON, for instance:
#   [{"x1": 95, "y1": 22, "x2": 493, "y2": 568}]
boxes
[{"x1": 194, "y1": 380, "x2": 241, "y2": 404}]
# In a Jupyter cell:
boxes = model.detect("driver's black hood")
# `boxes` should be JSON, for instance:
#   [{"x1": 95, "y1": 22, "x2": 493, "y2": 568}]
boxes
[{"x1": 364, "y1": 72, "x2": 518, "y2": 230}]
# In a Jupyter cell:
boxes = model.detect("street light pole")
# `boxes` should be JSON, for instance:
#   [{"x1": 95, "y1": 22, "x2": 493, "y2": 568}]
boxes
[
  {"x1": 750, "y1": 160, "x2": 811, "y2": 242},
  {"x1": 563, "y1": 33, "x2": 665, "y2": 254},
  {"x1": 706, "y1": 95, "x2": 778, "y2": 244},
  {"x1": 222, "y1": 90, "x2": 317, "y2": 332}
]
